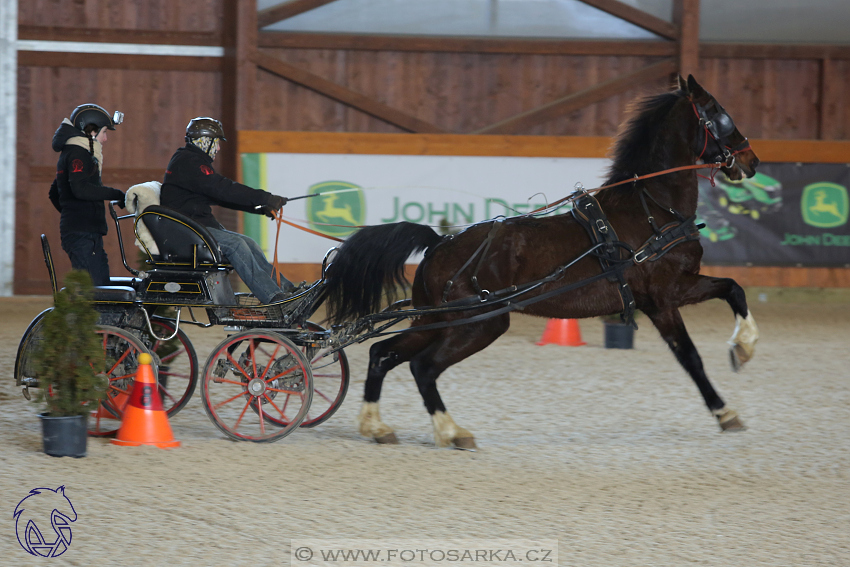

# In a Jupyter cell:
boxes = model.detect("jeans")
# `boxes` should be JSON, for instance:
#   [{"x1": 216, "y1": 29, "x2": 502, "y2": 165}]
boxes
[
  {"x1": 60, "y1": 232, "x2": 110, "y2": 286},
  {"x1": 207, "y1": 227, "x2": 293, "y2": 304}
]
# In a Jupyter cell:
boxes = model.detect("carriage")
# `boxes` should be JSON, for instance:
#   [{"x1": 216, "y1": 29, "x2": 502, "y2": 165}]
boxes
[
  {"x1": 15, "y1": 202, "x2": 351, "y2": 443},
  {"x1": 17, "y1": 76, "x2": 763, "y2": 449}
]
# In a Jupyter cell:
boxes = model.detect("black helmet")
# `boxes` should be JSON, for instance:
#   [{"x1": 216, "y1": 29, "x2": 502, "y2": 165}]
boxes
[
  {"x1": 70, "y1": 104, "x2": 122, "y2": 132},
  {"x1": 185, "y1": 117, "x2": 227, "y2": 142}
]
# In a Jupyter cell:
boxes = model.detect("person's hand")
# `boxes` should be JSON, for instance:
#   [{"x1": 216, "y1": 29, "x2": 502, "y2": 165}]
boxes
[
  {"x1": 268, "y1": 195, "x2": 288, "y2": 211},
  {"x1": 259, "y1": 206, "x2": 276, "y2": 219},
  {"x1": 113, "y1": 190, "x2": 126, "y2": 209}
]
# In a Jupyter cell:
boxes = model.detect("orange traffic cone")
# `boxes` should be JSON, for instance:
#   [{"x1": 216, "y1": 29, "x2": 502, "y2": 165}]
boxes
[
  {"x1": 111, "y1": 353, "x2": 180, "y2": 448},
  {"x1": 536, "y1": 318, "x2": 586, "y2": 346}
]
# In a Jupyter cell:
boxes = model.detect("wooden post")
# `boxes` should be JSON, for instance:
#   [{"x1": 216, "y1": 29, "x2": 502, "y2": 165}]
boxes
[
  {"x1": 673, "y1": 0, "x2": 700, "y2": 78},
  {"x1": 221, "y1": 0, "x2": 257, "y2": 231}
]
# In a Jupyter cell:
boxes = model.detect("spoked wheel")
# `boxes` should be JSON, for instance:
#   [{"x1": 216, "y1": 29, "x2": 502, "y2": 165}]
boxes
[
  {"x1": 142, "y1": 317, "x2": 198, "y2": 417},
  {"x1": 296, "y1": 322, "x2": 349, "y2": 427},
  {"x1": 88, "y1": 326, "x2": 158, "y2": 437},
  {"x1": 201, "y1": 331, "x2": 313, "y2": 442}
]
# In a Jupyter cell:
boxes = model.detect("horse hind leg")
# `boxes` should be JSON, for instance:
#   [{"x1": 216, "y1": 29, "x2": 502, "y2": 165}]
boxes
[
  {"x1": 648, "y1": 308, "x2": 746, "y2": 432},
  {"x1": 358, "y1": 334, "x2": 431, "y2": 444}
]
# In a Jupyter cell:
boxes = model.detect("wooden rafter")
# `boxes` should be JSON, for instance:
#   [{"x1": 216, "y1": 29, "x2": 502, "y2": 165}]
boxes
[
  {"x1": 18, "y1": 25, "x2": 221, "y2": 46},
  {"x1": 576, "y1": 0, "x2": 678, "y2": 41},
  {"x1": 18, "y1": 51, "x2": 223, "y2": 71},
  {"x1": 259, "y1": 32, "x2": 677, "y2": 56},
  {"x1": 472, "y1": 59, "x2": 678, "y2": 135},
  {"x1": 258, "y1": 0, "x2": 340, "y2": 29},
  {"x1": 701, "y1": 43, "x2": 850, "y2": 60},
  {"x1": 254, "y1": 50, "x2": 446, "y2": 133}
]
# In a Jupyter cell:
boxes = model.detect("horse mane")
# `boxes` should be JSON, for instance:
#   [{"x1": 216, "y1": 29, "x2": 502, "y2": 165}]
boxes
[{"x1": 605, "y1": 89, "x2": 687, "y2": 189}]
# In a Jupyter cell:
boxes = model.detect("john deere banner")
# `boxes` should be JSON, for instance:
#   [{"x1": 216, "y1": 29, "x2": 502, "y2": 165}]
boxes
[
  {"x1": 241, "y1": 153, "x2": 609, "y2": 263},
  {"x1": 242, "y1": 153, "x2": 849, "y2": 267},
  {"x1": 697, "y1": 163, "x2": 850, "y2": 267}
]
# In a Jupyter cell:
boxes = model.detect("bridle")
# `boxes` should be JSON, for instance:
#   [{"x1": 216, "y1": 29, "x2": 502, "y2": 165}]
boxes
[{"x1": 691, "y1": 99, "x2": 751, "y2": 169}]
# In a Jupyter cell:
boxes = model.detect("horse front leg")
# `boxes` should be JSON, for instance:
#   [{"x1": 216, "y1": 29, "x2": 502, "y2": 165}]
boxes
[
  {"x1": 647, "y1": 308, "x2": 746, "y2": 432},
  {"x1": 679, "y1": 274, "x2": 759, "y2": 372}
]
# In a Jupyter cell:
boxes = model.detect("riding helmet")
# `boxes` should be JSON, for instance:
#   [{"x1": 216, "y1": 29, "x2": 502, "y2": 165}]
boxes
[
  {"x1": 70, "y1": 103, "x2": 119, "y2": 132},
  {"x1": 185, "y1": 117, "x2": 227, "y2": 142}
]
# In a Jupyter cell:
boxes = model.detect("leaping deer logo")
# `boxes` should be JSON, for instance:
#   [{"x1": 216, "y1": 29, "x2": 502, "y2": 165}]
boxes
[
  {"x1": 14, "y1": 486, "x2": 77, "y2": 557},
  {"x1": 809, "y1": 190, "x2": 842, "y2": 219},
  {"x1": 315, "y1": 193, "x2": 358, "y2": 225}
]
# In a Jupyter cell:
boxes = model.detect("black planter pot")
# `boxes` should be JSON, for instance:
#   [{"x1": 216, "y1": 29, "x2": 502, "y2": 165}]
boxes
[
  {"x1": 39, "y1": 413, "x2": 88, "y2": 458},
  {"x1": 603, "y1": 321, "x2": 634, "y2": 349}
]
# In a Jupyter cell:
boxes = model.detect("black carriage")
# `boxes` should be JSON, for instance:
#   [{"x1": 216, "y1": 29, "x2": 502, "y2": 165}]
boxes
[{"x1": 15, "y1": 203, "x2": 349, "y2": 443}]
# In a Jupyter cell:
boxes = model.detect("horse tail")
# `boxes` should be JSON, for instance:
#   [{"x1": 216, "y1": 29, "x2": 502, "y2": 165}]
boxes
[{"x1": 323, "y1": 222, "x2": 443, "y2": 324}]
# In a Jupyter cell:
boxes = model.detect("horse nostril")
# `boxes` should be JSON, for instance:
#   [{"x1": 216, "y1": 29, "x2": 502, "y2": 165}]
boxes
[{"x1": 751, "y1": 157, "x2": 760, "y2": 169}]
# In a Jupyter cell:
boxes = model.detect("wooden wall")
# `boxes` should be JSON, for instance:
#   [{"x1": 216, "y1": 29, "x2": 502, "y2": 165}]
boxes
[{"x1": 14, "y1": 0, "x2": 850, "y2": 293}]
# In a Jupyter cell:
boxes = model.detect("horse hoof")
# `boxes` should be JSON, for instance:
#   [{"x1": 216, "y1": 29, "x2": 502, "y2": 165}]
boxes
[
  {"x1": 718, "y1": 415, "x2": 747, "y2": 432},
  {"x1": 375, "y1": 433, "x2": 399, "y2": 444},
  {"x1": 729, "y1": 345, "x2": 750, "y2": 372},
  {"x1": 453, "y1": 437, "x2": 477, "y2": 451}
]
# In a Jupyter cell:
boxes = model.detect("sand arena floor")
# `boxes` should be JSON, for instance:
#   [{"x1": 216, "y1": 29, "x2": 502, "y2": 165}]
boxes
[{"x1": 0, "y1": 294, "x2": 848, "y2": 566}]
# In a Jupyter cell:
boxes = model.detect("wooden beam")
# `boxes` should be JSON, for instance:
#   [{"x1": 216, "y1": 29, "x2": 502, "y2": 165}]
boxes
[
  {"x1": 701, "y1": 43, "x2": 850, "y2": 60},
  {"x1": 253, "y1": 50, "x2": 446, "y2": 133},
  {"x1": 237, "y1": 132, "x2": 850, "y2": 163},
  {"x1": 238, "y1": 131, "x2": 613, "y2": 157},
  {"x1": 18, "y1": 25, "x2": 221, "y2": 46},
  {"x1": 18, "y1": 51, "x2": 222, "y2": 72},
  {"x1": 259, "y1": 32, "x2": 677, "y2": 56},
  {"x1": 576, "y1": 0, "x2": 678, "y2": 40},
  {"x1": 673, "y1": 0, "x2": 700, "y2": 77},
  {"x1": 472, "y1": 59, "x2": 678, "y2": 135},
  {"x1": 258, "y1": 0, "x2": 340, "y2": 28}
]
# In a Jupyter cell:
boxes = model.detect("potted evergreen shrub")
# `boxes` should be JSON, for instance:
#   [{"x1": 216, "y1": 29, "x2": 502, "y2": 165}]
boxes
[{"x1": 33, "y1": 271, "x2": 109, "y2": 457}]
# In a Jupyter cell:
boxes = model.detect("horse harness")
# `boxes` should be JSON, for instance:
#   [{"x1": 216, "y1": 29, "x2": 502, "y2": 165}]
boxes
[{"x1": 571, "y1": 188, "x2": 702, "y2": 328}]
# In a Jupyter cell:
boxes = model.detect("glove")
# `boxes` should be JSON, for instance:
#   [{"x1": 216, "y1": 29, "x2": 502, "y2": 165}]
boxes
[
  {"x1": 259, "y1": 206, "x2": 276, "y2": 219},
  {"x1": 268, "y1": 195, "x2": 288, "y2": 211},
  {"x1": 112, "y1": 189, "x2": 126, "y2": 209}
]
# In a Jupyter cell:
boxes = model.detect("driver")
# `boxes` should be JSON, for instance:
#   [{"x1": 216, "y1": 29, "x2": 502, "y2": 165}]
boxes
[
  {"x1": 160, "y1": 117, "x2": 299, "y2": 304},
  {"x1": 49, "y1": 103, "x2": 127, "y2": 286}
]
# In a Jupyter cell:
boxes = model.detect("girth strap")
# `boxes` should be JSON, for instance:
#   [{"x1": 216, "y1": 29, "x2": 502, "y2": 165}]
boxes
[{"x1": 571, "y1": 192, "x2": 636, "y2": 328}]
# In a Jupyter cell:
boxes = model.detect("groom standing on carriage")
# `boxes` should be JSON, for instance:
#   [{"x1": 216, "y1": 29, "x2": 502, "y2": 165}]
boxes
[{"x1": 160, "y1": 117, "x2": 302, "y2": 304}]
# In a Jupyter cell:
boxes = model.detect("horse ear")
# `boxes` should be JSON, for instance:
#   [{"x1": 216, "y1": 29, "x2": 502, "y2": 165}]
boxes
[
  {"x1": 677, "y1": 74, "x2": 689, "y2": 94},
  {"x1": 687, "y1": 74, "x2": 705, "y2": 96}
]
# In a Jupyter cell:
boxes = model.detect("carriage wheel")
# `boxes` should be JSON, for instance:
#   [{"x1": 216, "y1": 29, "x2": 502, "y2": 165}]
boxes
[
  {"x1": 298, "y1": 322, "x2": 350, "y2": 427},
  {"x1": 248, "y1": 322, "x2": 349, "y2": 428},
  {"x1": 200, "y1": 331, "x2": 313, "y2": 443},
  {"x1": 143, "y1": 318, "x2": 198, "y2": 417},
  {"x1": 88, "y1": 326, "x2": 158, "y2": 437}
]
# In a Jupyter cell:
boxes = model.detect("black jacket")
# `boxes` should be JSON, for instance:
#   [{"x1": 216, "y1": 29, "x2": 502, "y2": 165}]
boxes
[
  {"x1": 49, "y1": 122, "x2": 124, "y2": 236},
  {"x1": 160, "y1": 144, "x2": 277, "y2": 229}
]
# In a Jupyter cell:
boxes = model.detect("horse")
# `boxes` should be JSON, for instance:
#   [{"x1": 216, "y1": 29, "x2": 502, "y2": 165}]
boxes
[{"x1": 321, "y1": 75, "x2": 761, "y2": 449}]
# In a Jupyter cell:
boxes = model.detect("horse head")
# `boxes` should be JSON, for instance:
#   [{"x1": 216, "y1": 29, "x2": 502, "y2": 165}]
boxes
[{"x1": 680, "y1": 74, "x2": 760, "y2": 180}]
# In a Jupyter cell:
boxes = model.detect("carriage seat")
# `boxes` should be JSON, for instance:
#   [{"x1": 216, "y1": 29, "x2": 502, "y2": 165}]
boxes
[{"x1": 136, "y1": 205, "x2": 229, "y2": 269}]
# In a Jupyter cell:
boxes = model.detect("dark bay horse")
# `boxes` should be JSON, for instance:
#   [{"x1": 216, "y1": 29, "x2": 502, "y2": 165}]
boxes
[{"x1": 322, "y1": 75, "x2": 761, "y2": 449}]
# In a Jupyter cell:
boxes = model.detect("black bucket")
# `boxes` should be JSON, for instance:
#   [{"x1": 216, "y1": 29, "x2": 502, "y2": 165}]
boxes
[
  {"x1": 39, "y1": 413, "x2": 88, "y2": 457},
  {"x1": 604, "y1": 321, "x2": 634, "y2": 349}
]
